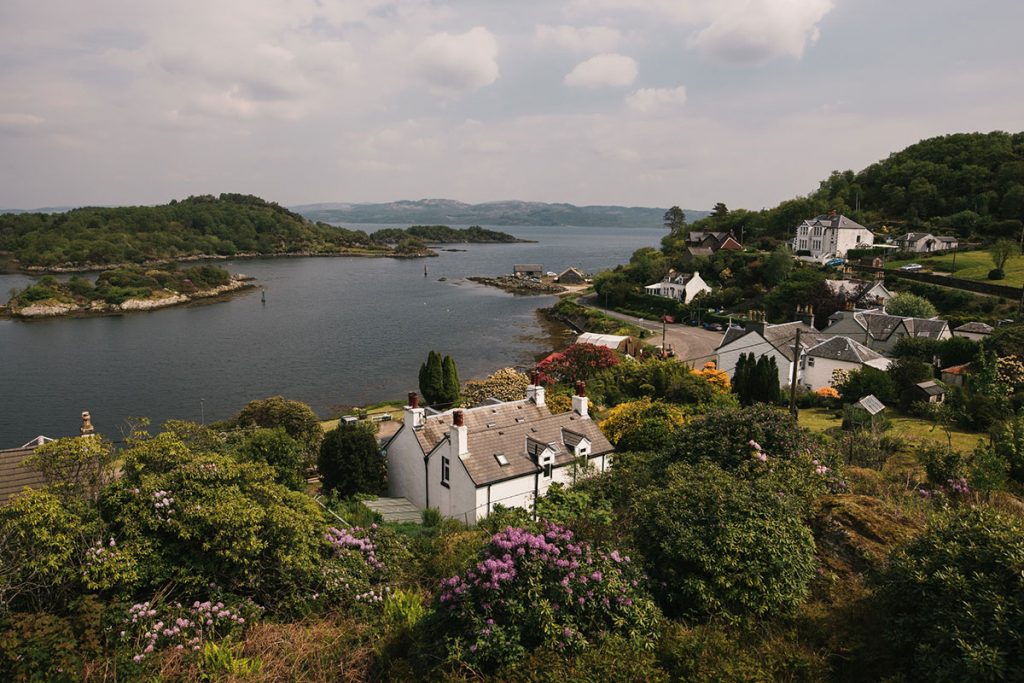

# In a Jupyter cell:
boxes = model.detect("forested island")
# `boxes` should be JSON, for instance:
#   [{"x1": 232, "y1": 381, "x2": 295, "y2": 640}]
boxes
[
  {"x1": 675, "y1": 131, "x2": 1024, "y2": 249},
  {"x1": 369, "y1": 224, "x2": 526, "y2": 244},
  {"x1": 1, "y1": 264, "x2": 253, "y2": 319},
  {"x1": 0, "y1": 194, "x2": 431, "y2": 271}
]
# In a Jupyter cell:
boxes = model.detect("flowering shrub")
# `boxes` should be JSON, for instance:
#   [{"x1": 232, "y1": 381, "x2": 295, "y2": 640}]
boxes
[
  {"x1": 81, "y1": 536, "x2": 140, "y2": 592},
  {"x1": 461, "y1": 368, "x2": 530, "y2": 406},
  {"x1": 535, "y1": 343, "x2": 619, "y2": 386},
  {"x1": 815, "y1": 386, "x2": 840, "y2": 400},
  {"x1": 599, "y1": 398, "x2": 687, "y2": 452},
  {"x1": 691, "y1": 361, "x2": 730, "y2": 393},
  {"x1": 436, "y1": 524, "x2": 658, "y2": 670},
  {"x1": 116, "y1": 593, "x2": 261, "y2": 667}
]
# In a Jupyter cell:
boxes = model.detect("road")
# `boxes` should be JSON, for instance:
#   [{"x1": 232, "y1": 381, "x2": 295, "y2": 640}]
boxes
[{"x1": 578, "y1": 297, "x2": 725, "y2": 367}]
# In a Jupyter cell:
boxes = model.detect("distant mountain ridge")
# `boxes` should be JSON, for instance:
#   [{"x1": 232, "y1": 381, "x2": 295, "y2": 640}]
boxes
[{"x1": 291, "y1": 199, "x2": 708, "y2": 228}]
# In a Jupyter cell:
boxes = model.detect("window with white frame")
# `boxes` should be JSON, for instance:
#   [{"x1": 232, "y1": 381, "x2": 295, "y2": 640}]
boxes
[{"x1": 441, "y1": 456, "x2": 450, "y2": 487}]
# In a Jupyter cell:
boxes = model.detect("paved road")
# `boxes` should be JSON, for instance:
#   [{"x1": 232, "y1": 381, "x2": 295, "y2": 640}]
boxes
[{"x1": 578, "y1": 297, "x2": 725, "y2": 366}]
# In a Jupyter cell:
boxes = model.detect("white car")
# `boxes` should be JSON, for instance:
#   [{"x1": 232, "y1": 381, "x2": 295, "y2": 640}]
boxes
[{"x1": 899, "y1": 263, "x2": 923, "y2": 271}]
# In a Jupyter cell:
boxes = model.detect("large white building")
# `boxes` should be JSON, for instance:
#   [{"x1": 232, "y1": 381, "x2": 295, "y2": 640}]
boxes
[
  {"x1": 382, "y1": 379, "x2": 613, "y2": 524},
  {"x1": 793, "y1": 212, "x2": 875, "y2": 263},
  {"x1": 643, "y1": 270, "x2": 711, "y2": 303}
]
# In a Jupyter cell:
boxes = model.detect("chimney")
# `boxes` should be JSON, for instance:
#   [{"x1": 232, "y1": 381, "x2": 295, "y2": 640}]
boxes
[
  {"x1": 795, "y1": 304, "x2": 815, "y2": 329},
  {"x1": 450, "y1": 409, "x2": 469, "y2": 459},
  {"x1": 746, "y1": 310, "x2": 766, "y2": 337},
  {"x1": 404, "y1": 392, "x2": 424, "y2": 429},
  {"x1": 572, "y1": 381, "x2": 589, "y2": 419},
  {"x1": 80, "y1": 411, "x2": 95, "y2": 437},
  {"x1": 526, "y1": 371, "x2": 546, "y2": 407}
]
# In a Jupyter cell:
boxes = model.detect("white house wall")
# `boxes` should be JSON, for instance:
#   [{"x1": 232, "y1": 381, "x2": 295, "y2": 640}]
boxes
[
  {"x1": 717, "y1": 336, "x2": 794, "y2": 388},
  {"x1": 803, "y1": 357, "x2": 861, "y2": 391},
  {"x1": 428, "y1": 446, "x2": 478, "y2": 525},
  {"x1": 386, "y1": 427, "x2": 428, "y2": 509}
]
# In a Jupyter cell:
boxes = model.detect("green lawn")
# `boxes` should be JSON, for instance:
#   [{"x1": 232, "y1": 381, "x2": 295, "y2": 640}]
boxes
[
  {"x1": 886, "y1": 250, "x2": 1024, "y2": 288},
  {"x1": 799, "y1": 407, "x2": 985, "y2": 453}
]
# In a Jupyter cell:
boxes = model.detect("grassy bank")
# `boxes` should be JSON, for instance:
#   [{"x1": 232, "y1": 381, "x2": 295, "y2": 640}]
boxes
[
  {"x1": 887, "y1": 250, "x2": 1024, "y2": 287},
  {"x1": 799, "y1": 407, "x2": 985, "y2": 453}
]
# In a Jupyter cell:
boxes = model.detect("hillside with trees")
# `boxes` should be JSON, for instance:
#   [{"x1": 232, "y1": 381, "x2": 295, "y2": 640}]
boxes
[
  {"x1": 369, "y1": 224, "x2": 524, "y2": 244},
  {"x1": 0, "y1": 194, "x2": 402, "y2": 269},
  {"x1": 684, "y1": 131, "x2": 1024, "y2": 246}
]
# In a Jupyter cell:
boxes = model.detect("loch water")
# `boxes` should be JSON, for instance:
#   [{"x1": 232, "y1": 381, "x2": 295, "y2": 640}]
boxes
[{"x1": 0, "y1": 225, "x2": 662, "y2": 444}]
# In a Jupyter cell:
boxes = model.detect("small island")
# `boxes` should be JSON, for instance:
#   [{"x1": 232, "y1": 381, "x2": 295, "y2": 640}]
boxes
[
  {"x1": 369, "y1": 224, "x2": 530, "y2": 244},
  {"x1": 1, "y1": 264, "x2": 254, "y2": 319}
]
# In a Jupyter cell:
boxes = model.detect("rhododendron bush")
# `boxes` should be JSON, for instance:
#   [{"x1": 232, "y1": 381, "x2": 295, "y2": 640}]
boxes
[
  {"x1": 535, "y1": 343, "x2": 619, "y2": 386},
  {"x1": 436, "y1": 524, "x2": 658, "y2": 670}
]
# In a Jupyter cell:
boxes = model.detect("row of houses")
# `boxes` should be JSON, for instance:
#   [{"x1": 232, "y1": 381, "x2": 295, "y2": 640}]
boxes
[{"x1": 714, "y1": 307, "x2": 990, "y2": 393}]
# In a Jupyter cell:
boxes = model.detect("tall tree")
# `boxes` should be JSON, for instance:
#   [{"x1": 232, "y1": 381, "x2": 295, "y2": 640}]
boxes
[
  {"x1": 318, "y1": 422, "x2": 386, "y2": 498},
  {"x1": 419, "y1": 351, "x2": 445, "y2": 405},
  {"x1": 663, "y1": 206, "x2": 687, "y2": 234},
  {"x1": 442, "y1": 355, "x2": 461, "y2": 406},
  {"x1": 710, "y1": 202, "x2": 729, "y2": 219},
  {"x1": 990, "y1": 238, "x2": 1017, "y2": 271}
]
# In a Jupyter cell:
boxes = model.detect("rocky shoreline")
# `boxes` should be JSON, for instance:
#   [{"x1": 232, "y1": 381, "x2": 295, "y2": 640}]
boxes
[
  {"x1": 467, "y1": 276, "x2": 567, "y2": 295},
  {"x1": 4, "y1": 248, "x2": 436, "y2": 275},
  {"x1": 1, "y1": 276, "x2": 257, "y2": 320}
]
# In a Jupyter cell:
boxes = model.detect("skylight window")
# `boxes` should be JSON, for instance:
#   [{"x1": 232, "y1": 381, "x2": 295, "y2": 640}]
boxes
[{"x1": 495, "y1": 453, "x2": 509, "y2": 466}]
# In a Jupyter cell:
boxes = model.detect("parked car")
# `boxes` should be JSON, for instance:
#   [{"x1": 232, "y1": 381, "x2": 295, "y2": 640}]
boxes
[
  {"x1": 688, "y1": 319, "x2": 699, "y2": 326},
  {"x1": 703, "y1": 322, "x2": 724, "y2": 331},
  {"x1": 899, "y1": 263, "x2": 923, "y2": 271},
  {"x1": 824, "y1": 258, "x2": 845, "y2": 267}
]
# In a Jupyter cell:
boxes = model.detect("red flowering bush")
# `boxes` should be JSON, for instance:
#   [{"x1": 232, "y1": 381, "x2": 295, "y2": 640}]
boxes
[
  {"x1": 535, "y1": 343, "x2": 620, "y2": 386},
  {"x1": 436, "y1": 524, "x2": 658, "y2": 670}
]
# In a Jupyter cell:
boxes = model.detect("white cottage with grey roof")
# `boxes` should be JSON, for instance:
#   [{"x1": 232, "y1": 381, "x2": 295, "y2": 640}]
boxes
[
  {"x1": 822, "y1": 309, "x2": 951, "y2": 354},
  {"x1": 382, "y1": 378, "x2": 612, "y2": 524},
  {"x1": 715, "y1": 318, "x2": 826, "y2": 388},
  {"x1": 802, "y1": 336, "x2": 892, "y2": 390}
]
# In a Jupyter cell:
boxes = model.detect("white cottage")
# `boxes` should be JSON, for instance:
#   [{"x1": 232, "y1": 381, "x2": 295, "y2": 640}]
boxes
[
  {"x1": 715, "y1": 318, "x2": 825, "y2": 388},
  {"x1": 644, "y1": 271, "x2": 711, "y2": 303},
  {"x1": 382, "y1": 379, "x2": 613, "y2": 524},
  {"x1": 802, "y1": 336, "x2": 892, "y2": 390}
]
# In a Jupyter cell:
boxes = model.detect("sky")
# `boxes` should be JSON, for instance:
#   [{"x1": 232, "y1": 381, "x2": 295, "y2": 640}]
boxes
[{"x1": 1, "y1": 0, "x2": 1022, "y2": 211}]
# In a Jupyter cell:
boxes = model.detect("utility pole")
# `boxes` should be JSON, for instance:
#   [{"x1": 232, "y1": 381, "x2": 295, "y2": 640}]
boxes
[
  {"x1": 789, "y1": 328, "x2": 801, "y2": 421},
  {"x1": 662, "y1": 317, "x2": 667, "y2": 358},
  {"x1": 951, "y1": 244, "x2": 957, "y2": 274}
]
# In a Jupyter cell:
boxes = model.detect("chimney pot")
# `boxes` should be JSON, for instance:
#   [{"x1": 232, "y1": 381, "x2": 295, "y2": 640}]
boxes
[
  {"x1": 453, "y1": 409, "x2": 464, "y2": 427},
  {"x1": 80, "y1": 411, "x2": 95, "y2": 436},
  {"x1": 408, "y1": 392, "x2": 419, "y2": 409},
  {"x1": 530, "y1": 370, "x2": 539, "y2": 385},
  {"x1": 575, "y1": 381, "x2": 586, "y2": 397}
]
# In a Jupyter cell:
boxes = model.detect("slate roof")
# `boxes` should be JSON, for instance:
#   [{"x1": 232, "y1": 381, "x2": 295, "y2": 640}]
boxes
[
  {"x1": 898, "y1": 232, "x2": 932, "y2": 243},
  {"x1": 0, "y1": 445, "x2": 45, "y2": 505},
  {"x1": 954, "y1": 321, "x2": 994, "y2": 335},
  {"x1": 686, "y1": 246, "x2": 714, "y2": 258},
  {"x1": 855, "y1": 311, "x2": 905, "y2": 340},
  {"x1": 806, "y1": 336, "x2": 885, "y2": 364},
  {"x1": 904, "y1": 318, "x2": 950, "y2": 339},
  {"x1": 718, "y1": 321, "x2": 825, "y2": 361},
  {"x1": 804, "y1": 214, "x2": 871, "y2": 231},
  {"x1": 412, "y1": 401, "x2": 613, "y2": 486},
  {"x1": 916, "y1": 380, "x2": 946, "y2": 397}
]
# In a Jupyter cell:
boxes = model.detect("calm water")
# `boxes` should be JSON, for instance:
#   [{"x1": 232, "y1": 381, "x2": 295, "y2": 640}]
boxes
[{"x1": 0, "y1": 225, "x2": 662, "y2": 445}]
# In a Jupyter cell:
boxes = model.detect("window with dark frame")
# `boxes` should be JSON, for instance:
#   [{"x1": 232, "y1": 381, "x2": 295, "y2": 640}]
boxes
[{"x1": 441, "y1": 456, "x2": 450, "y2": 487}]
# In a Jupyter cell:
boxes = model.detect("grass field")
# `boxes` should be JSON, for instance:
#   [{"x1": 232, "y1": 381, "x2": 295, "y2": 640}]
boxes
[
  {"x1": 886, "y1": 250, "x2": 1024, "y2": 288},
  {"x1": 798, "y1": 407, "x2": 985, "y2": 453}
]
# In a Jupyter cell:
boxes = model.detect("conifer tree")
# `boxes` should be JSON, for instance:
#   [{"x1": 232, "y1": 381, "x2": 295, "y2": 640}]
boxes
[
  {"x1": 442, "y1": 355, "x2": 461, "y2": 406},
  {"x1": 419, "y1": 351, "x2": 445, "y2": 405}
]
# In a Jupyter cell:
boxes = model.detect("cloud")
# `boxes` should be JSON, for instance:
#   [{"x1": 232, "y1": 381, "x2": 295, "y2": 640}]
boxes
[
  {"x1": 534, "y1": 24, "x2": 621, "y2": 52},
  {"x1": 413, "y1": 26, "x2": 499, "y2": 92},
  {"x1": 564, "y1": 53, "x2": 637, "y2": 88},
  {"x1": 689, "y1": 0, "x2": 834, "y2": 65},
  {"x1": 626, "y1": 86, "x2": 687, "y2": 113}
]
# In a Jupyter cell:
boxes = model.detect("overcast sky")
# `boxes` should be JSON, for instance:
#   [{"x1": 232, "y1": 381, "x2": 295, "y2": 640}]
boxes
[{"x1": 1, "y1": 0, "x2": 1022, "y2": 210}]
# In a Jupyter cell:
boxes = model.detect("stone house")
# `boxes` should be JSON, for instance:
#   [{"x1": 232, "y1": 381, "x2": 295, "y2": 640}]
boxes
[
  {"x1": 513, "y1": 264, "x2": 543, "y2": 278},
  {"x1": 793, "y1": 211, "x2": 875, "y2": 263},
  {"x1": 557, "y1": 267, "x2": 587, "y2": 285}
]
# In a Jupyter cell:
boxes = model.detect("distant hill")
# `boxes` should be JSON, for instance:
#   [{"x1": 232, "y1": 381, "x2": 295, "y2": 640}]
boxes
[
  {"x1": 292, "y1": 199, "x2": 708, "y2": 228},
  {"x1": 686, "y1": 131, "x2": 1024, "y2": 246}
]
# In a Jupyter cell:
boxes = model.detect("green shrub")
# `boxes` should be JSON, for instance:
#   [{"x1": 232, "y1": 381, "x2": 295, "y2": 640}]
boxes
[
  {"x1": 236, "y1": 428, "x2": 307, "y2": 491},
  {"x1": 877, "y1": 507, "x2": 1024, "y2": 681},
  {"x1": 634, "y1": 461, "x2": 816, "y2": 622},
  {"x1": 988, "y1": 268, "x2": 1005, "y2": 280},
  {"x1": 318, "y1": 422, "x2": 386, "y2": 498},
  {"x1": 227, "y1": 396, "x2": 324, "y2": 465}
]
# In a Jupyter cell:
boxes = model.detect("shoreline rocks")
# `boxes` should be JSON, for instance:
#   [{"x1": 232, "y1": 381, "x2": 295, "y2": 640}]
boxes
[
  {"x1": 468, "y1": 276, "x2": 567, "y2": 295},
  {"x1": 6, "y1": 276, "x2": 256, "y2": 320}
]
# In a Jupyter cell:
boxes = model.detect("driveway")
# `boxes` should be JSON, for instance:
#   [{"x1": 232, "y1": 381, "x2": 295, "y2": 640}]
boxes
[{"x1": 578, "y1": 297, "x2": 724, "y2": 366}]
